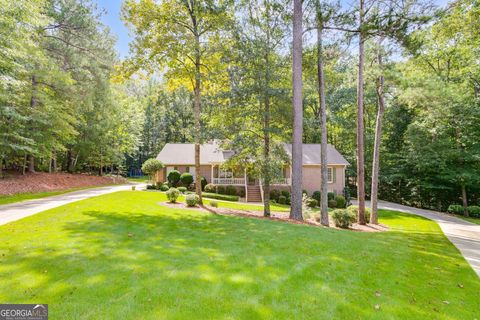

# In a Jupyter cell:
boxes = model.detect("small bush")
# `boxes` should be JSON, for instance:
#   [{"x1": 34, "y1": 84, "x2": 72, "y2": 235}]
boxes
[
  {"x1": 312, "y1": 191, "x2": 321, "y2": 203},
  {"x1": 160, "y1": 184, "x2": 169, "y2": 191},
  {"x1": 180, "y1": 173, "x2": 194, "y2": 186},
  {"x1": 281, "y1": 190, "x2": 291, "y2": 199},
  {"x1": 335, "y1": 195, "x2": 346, "y2": 208},
  {"x1": 226, "y1": 185, "x2": 237, "y2": 196},
  {"x1": 302, "y1": 189, "x2": 308, "y2": 196},
  {"x1": 448, "y1": 204, "x2": 464, "y2": 215},
  {"x1": 202, "y1": 192, "x2": 239, "y2": 202},
  {"x1": 346, "y1": 205, "x2": 371, "y2": 223},
  {"x1": 327, "y1": 192, "x2": 335, "y2": 201},
  {"x1": 467, "y1": 206, "x2": 480, "y2": 217},
  {"x1": 209, "y1": 201, "x2": 219, "y2": 208},
  {"x1": 204, "y1": 183, "x2": 216, "y2": 193},
  {"x1": 131, "y1": 186, "x2": 136, "y2": 191},
  {"x1": 201, "y1": 176, "x2": 207, "y2": 190},
  {"x1": 239, "y1": 188, "x2": 246, "y2": 197},
  {"x1": 278, "y1": 195, "x2": 287, "y2": 205},
  {"x1": 328, "y1": 199, "x2": 337, "y2": 208},
  {"x1": 217, "y1": 186, "x2": 226, "y2": 194},
  {"x1": 306, "y1": 197, "x2": 318, "y2": 208},
  {"x1": 270, "y1": 189, "x2": 281, "y2": 201},
  {"x1": 146, "y1": 184, "x2": 156, "y2": 190},
  {"x1": 178, "y1": 186, "x2": 187, "y2": 193},
  {"x1": 185, "y1": 193, "x2": 200, "y2": 207},
  {"x1": 166, "y1": 187, "x2": 181, "y2": 203},
  {"x1": 332, "y1": 209, "x2": 356, "y2": 228},
  {"x1": 167, "y1": 170, "x2": 181, "y2": 186}
]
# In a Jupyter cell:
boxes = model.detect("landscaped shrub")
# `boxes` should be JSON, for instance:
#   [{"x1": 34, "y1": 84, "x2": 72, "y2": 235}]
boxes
[
  {"x1": 226, "y1": 185, "x2": 237, "y2": 196},
  {"x1": 204, "y1": 183, "x2": 216, "y2": 193},
  {"x1": 448, "y1": 204, "x2": 464, "y2": 215},
  {"x1": 185, "y1": 194, "x2": 200, "y2": 207},
  {"x1": 239, "y1": 188, "x2": 246, "y2": 198},
  {"x1": 146, "y1": 184, "x2": 155, "y2": 190},
  {"x1": 201, "y1": 176, "x2": 207, "y2": 190},
  {"x1": 202, "y1": 192, "x2": 239, "y2": 202},
  {"x1": 312, "y1": 191, "x2": 321, "y2": 203},
  {"x1": 166, "y1": 187, "x2": 181, "y2": 203},
  {"x1": 327, "y1": 192, "x2": 335, "y2": 201},
  {"x1": 467, "y1": 206, "x2": 480, "y2": 217},
  {"x1": 332, "y1": 209, "x2": 356, "y2": 228},
  {"x1": 306, "y1": 197, "x2": 318, "y2": 208},
  {"x1": 217, "y1": 185, "x2": 226, "y2": 194},
  {"x1": 178, "y1": 186, "x2": 187, "y2": 193},
  {"x1": 159, "y1": 184, "x2": 169, "y2": 191},
  {"x1": 180, "y1": 172, "x2": 194, "y2": 186},
  {"x1": 167, "y1": 170, "x2": 181, "y2": 186},
  {"x1": 302, "y1": 189, "x2": 308, "y2": 196},
  {"x1": 270, "y1": 189, "x2": 281, "y2": 201},
  {"x1": 281, "y1": 190, "x2": 290, "y2": 199},
  {"x1": 141, "y1": 158, "x2": 164, "y2": 181},
  {"x1": 346, "y1": 205, "x2": 371, "y2": 223},
  {"x1": 278, "y1": 195, "x2": 287, "y2": 204},
  {"x1": 335, "y1": 195, "x2": 346, "y2": 208},
  {"x1": 209, "y1": 201, "x2": 219, "y2": 208},
  {"x1": 328, "y1": 199, "x2": 337, "y2": 208}
]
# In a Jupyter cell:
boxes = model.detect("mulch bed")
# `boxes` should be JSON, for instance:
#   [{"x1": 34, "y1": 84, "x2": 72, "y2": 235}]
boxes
[
  {"x1": 158, "y1": 201, "x2": 389, "y2": 232},
  {"x1": 0, "y1": 171, "x2": 127, "y2": 195}
]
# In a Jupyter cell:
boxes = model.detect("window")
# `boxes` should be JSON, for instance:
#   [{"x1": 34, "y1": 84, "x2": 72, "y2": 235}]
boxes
[
  {"x1": 218, "y1": 168, "x2": 233, "y2": 178},
  {"x1": 327, "y1": 167, "x2": 334, "y2": 183}
]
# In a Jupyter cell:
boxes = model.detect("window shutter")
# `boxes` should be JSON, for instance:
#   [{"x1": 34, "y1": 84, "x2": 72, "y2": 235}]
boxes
[{"x1": 333, "y1": 167, "x2": 336, "y2": 183}]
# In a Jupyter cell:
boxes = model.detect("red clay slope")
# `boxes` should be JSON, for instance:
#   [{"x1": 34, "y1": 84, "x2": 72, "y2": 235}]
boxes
[{"x1": 0, "y1": 172, "x2": 127, "y2": 195}]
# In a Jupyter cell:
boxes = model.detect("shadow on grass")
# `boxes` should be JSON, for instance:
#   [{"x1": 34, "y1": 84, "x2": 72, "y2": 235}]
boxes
[{"x1": 0, "y1": 206, "x2": 478, "y2": 319}]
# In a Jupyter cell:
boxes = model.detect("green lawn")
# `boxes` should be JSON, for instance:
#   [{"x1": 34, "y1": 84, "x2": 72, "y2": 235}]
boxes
[
  {"x1": 0, "y1": 191, "x2": 478, "y2": 319},
  {"x1": 458, "y1": 215, "x2": 480, "y2": 225}
]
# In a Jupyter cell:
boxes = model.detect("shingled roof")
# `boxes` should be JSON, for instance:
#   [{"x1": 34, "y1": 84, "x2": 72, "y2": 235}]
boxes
[{"x1": 156, "y1": 141, "x2": 349, "y2": 166}]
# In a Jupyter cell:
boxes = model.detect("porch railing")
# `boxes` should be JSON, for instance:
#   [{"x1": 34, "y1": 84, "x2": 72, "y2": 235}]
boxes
[
  {"x1": 212, "y1": 178, "x2": 246, "y2": 185},
  {"x1": 271, "y1": 178, "x2": 291, "y2": 185}
]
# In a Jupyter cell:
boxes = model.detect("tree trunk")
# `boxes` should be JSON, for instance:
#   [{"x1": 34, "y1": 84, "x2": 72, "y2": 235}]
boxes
[
  {"x1": 370, "y1": 40, "x2": 385, "y2": 225},
  {"x1": 67, "y1": 149, "x2": 75, "y2": 173},
  {"x1": 52, "y1": 154, "x2": 57, "y2": 173},
  {"x1": 263, "y1": 62, "x2": 271, "y2": 217},
  {"x1": 28, "y1": 75, "x2": 38, "y2": 173},
  {"x1": 356, "y1": 0, "x2": 366, "y2": 225},
  {"x1": 290, "y1": 0, "x2": 303, "y2": 221},
  {"x1": 22, "y1": 154, "x2": 27, "y2": 175},
  {"x1": 27, "y1": 155, "x2": 35, "y2": 173},
  {"x1": 316, "y1": 14, "x2": 329, "y2": 226},
  {"x1": 194, "y1": 32, "x2": 203, "y2": 204},
  {"x1": 461, "y1": 184, "x2": 469, "y2": 217}
]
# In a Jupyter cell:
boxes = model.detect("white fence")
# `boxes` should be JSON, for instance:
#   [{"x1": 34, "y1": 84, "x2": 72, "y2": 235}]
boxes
[{"x1": 212, "y1": 178, "x2": 246, "y2": 185}]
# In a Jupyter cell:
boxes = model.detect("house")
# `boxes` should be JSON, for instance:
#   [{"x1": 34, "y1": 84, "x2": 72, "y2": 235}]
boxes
[{"x1": 155, "y1": 141, "x2": 349, "y2": 202}]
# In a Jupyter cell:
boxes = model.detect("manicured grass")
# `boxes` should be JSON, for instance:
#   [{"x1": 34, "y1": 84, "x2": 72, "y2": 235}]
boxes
[
  {"x1": 0, "y1": 188, "x2": 93, "y2": 206},
  {"x1": 204, "y1": 199, "x2": 291, "y2": 212},
  {"x1": 0, "y1": 191, "x2": 478, "y2": 319},
  {"x1": 127, "y1": 176, "x2": 150, "y2": 183},
  {"x1": 458, "y1": 215, "x2": 480, "y2": 225}
]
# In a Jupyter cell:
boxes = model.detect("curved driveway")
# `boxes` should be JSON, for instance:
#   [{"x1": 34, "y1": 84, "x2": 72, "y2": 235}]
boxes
[
  {"x1": 354, "y1": 200, "x2": 480, "y2": 277},
  {"x1": 0, "y1": 184, "x2": 144, "y2": 227}
]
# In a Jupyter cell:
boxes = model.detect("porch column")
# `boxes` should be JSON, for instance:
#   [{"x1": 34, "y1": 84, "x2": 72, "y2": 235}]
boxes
[
  {"x1": 244, "y1": 167, "x2": 248, "y2": 202},
  {"x1": 211, "y1": 164, "x2": 214, "y2": 184}
]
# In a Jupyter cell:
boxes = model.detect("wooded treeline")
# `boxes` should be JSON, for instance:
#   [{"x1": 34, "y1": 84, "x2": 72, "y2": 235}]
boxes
[{"x1": 2, "y1": 0, "x2": 479, "y2": 215}]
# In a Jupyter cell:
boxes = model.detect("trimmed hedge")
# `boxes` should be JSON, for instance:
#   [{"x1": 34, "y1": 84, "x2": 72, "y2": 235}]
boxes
[
  {"x1": 335, "y1": 195, "x2": 346, "y2": 208},
  {"x1": 327, "y1": 192, "x2": 335, "y2": 201},
  {"x1": 167, "y1": 170, "x2": 181, "y2": 186},
  {"x1": 347, "y1": 205, "x2": 371, "y2": 223},
  {"x1": 312, "y1": 191, "x2": 321, "y2": 203},
  {"x1": 185, "y1": 194, "x2": 200, "y2": 207},
  {"x1": 217, "y1": 186, "x2": 226, "y2": 194},
  {"x1": 166, "y1": 187, "x2": 180, "y2": 203},
  {"x1": 447, "y1": 204, "x2": 464, "y2": 215},
  {"x1": 159, "y1": 184, "x2": 169, "y2": 191},
  {"x1": 278, "y1": 195, "x2": 287, "y2": 205},
  {"x1": 328, "y1": 199, "x2": 337, "y2": 208},
  {"x1": 202, "y1": 192, "x2": 239, "y2": 202},
  {"x1": 306, "y1": 198, "x2": 318, "y2": 208},
  {"x1": 177, "y1": 186, "x2": 187, "y2": 193},
  {"x1": 468, "y1": 206, "x2": 480, "y2": 217},
  {"x1": 201, "y1": 176, "x2": 208, "y2": 190},
  {"x1": 204, "y1": 183, "x2": 216, "y2": 193},
  {"x1": 180, "y1": 173, "x2": 194, "y2": 186},
  {"x1": 225, "y1": 185, "x2": 237, "y2": 196}
]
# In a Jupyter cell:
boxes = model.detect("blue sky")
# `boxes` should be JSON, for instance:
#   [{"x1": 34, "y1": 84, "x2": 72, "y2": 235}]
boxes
[{"x1": 96, "y1": 0, "x2": 449, "y2": 59}]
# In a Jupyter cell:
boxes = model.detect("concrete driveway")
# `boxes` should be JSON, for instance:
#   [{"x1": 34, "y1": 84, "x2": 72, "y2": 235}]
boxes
[
  {"x1": 0, "y1": 184, "x2": 145, "y2": 227},
  {"x1": 354, "y1": 200, "x2": 480, "y2": 277}
]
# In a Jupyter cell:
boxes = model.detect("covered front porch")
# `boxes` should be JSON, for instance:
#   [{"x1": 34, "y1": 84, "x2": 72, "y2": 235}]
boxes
[{"x1": 209, "y1": 164, "x2": 291, "y2": 186}]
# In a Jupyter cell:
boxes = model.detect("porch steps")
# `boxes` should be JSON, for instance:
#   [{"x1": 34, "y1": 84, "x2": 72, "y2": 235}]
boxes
[{"x1": 247, "y1": 185, "x2": 262, "y2": 203}]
